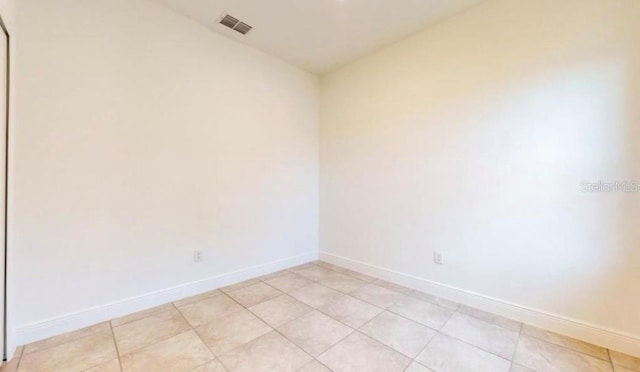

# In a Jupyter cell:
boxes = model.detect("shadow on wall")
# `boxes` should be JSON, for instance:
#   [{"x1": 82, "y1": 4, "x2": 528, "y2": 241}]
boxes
[
  {"x1": 320, "y1": 2, "x2": 640, "y2": 337},
  {"x1": 447, "y1": 56, "x2": 640, "y2": 333}
]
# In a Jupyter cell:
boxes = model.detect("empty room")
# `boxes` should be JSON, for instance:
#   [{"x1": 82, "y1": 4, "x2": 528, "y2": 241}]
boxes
[{"x1": 0, "y1": 0, "x2": 638, "y2": 371}]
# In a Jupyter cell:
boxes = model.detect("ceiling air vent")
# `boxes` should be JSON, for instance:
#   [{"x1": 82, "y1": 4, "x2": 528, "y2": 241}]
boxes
[
  {"x1": 234, "y1": 22, "x2": 252, "y2": 35},
  {"x1": 219, "y1": 14, "x2": 253, "y2": 35},
  {"x1": 219, "y1": 14, "x2": 239, "y2": 29}
]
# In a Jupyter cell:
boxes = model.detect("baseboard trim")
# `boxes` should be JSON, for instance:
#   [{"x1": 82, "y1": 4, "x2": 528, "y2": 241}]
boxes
[
  {"x1": 320, "y1": 251, "x2": 640, "y2": 357},
  {"x1": 13, "y1": 251, "x2": 318, "y2": 347}
]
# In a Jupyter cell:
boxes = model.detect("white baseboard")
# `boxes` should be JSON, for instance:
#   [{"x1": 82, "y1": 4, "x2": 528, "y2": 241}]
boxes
[
  {"x1": 320, "y1": 251, "x2": 640, "y2": 358},
  {"x1": 12, "y1": 251, "x2": 317, "y2": 348}
]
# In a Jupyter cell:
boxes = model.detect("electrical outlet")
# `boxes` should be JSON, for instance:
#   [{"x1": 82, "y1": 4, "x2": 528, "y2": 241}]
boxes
[
  {"x1": 194, "y1": 250, "x2": 203, "y2": 263},
  {"x1": 434, "y1": 251, "x2": 444, "y2": 265}
]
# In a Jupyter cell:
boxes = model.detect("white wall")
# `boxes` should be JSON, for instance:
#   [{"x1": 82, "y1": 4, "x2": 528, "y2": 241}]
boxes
[
  {"x1": 13, "y1": 0, "x2": 318, "y2": 343},
  {"x1": 321, "y1": 0, "x2": 640, "y2": 349}
]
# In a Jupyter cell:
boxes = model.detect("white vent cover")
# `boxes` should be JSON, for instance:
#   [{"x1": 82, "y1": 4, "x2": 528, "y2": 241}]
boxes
[{"x1": 219, "y1": 14, "x2": 253, "y2": 35}]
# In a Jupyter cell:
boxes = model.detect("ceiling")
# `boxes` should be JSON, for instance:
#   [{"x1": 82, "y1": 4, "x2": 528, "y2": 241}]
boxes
[{"x1": 151, "y1": 0, "x2": 485, "y2": 74}]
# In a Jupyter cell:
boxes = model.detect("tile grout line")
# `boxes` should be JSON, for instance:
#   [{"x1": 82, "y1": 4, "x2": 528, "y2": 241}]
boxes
[
  {"x1": 18, "y1": 260, "x2": 632, "y2": 372},
  {"x1": 211, "y1": 290, "x2": 280, "y2": 371},
  {"x1": 286, "y1": 263, "x2": 475, "y2": 365},
  {"x1": 217, "y1": 286, "x2": 319, "y2": 371},
  {"x1": 233, "y1": 279, "x2": 335, "y2": 371},
  {"x1": 316, "y1": 329, "x2": 401, "y2": 369},
  {"x1": 19, "y1": 323, "x2": 110, "y2": 357},
  {"x1": 270, "y1": 323, "x2": 330, "y2": 370},
  {"x1": 320, "y1": 261, "x2": 619, "y2": 366},
  {"x1": 520, "y1": 327, "x2": 615, "y2": 363},
  {"x1": 319, "y1": 261, "x2": 630, "y2": 365},
  {"x1": 350, "y1": 264, "x2": 615, "y2": 368},
  {"x1": 107, "y1": 320, "x2": 124, "y2": 372},
  {"x1": 350, "y1": 262, "x2": 618, "y2": 370},
  {"x1": 405, "y1": 304, "x2": 460, "y2": 371},
  {"x1": 340, "y1": 266, "x2": 519, "y2": 367},
  {"x1": 431, "y1": 310, "x2": 517, "y2": 364},
  {"x1": 111, "y1": 305, "x2": 175, "y2": 328},
  {"x1": 11, "y1": 345, "x2": 24, "y2": 371},
  {"x1": 171, "y1": 302, "x2": 229, "y2": 372},
  {"x1": 508, "y1": 320, "x2": 524, "y2": 371},
  {"x1": 607, "y1": 349, "x2": 615, "y2": 372},
  {"x1": 253, "y1": 263, "x2": 417, "y2": 370},
  {"x1": 288, "y1": 265, "x2": 425, "y2": 368},
  {"x1": 106, "y1": 298, "x2": 232, "y2": 371},
  {"x1": 110, "y1": 306, "x2": 197, "y2": 360},
  {"x1": 252, "y1": 271, "x2": 353, "y2": 369}
]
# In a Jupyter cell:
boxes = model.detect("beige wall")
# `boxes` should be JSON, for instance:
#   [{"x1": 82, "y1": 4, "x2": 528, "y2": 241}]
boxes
[
  {"x1": 321, "y1": 0, "x2": 640, "y2": 341},
  {"x1": 13, "y1": 0, "x2": 318, "y2": 342}
]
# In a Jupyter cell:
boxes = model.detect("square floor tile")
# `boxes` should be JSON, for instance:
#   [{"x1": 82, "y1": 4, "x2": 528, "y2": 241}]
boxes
[
  {"x1": 290, "y1": 283, "x2": 345, "y2": 308},
  {"x1": 278, "y1": 310, "x2": 353, "y2": 356},
  {"x1": 319, "y1": 272, "x2": 366, "y2": 293},
  {"x1": 218, "y1": 331, "x2": 311, "y2": 372},
  {"x1": 416, "y1": 333, "x2": 511, "y2": 372},
  {"x1": 440, "y1": 312, "x2": 519, "y2": 360},
  {"x1": 226, "y1": 282, "x2": 283, "y2": 307},
  {"x1": 318, "y1": 295, "x2": 383, "y2": 328},
  {"x1": 113, "y1": 308, "x2": 191, "y2": 355},
  {"x1": 120, "y1": 330, "x2": 214, "y2": 372},
  {"x1": 318, "y1": 332, "x2": 411, "y2": 372},
  {"x1": 19, "y1": 330, "x2": 118, "y2": 372},
  {"x1": 458, "y1": 305, "x2": 521, "y2": 332},
  {"x1": 360, "y1": 311, "x2": 436, "y2": 358},
  {"x1": 176, "y1": 294, "x2": 244, "y2": 327},
  {"x1": 522, "y1": 324, "x2": 609, "y2": 360},
  {"x1": 389, "y1": 296, "x2": 453, "y2": 329},
  {"x1": 611, "y1": 351, "x2": 640, "y2": 371},
  {"x1": 351, "y1": 284, "x2": 405, "y2": 308},
  {"x1": 249, "y1": 294, "x2": 313, "y2": 328},
  {"x1": 513, "y1": 335, "x2": 613, "y2": 372},
  {"x1": 195, "y1": 309, "x2": 272, "y2": 355},
  {"x1": 264, "y1": 272, "x2": 314, "y2": 293}
]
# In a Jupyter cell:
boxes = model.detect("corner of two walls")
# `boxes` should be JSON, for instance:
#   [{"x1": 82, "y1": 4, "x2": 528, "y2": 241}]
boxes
[
  {"x1": 9, "y1": 0, "x2": 640, "y2": 359},
  {"x1": 318, "y1": 0, "x2": 640, "y2": 357}
]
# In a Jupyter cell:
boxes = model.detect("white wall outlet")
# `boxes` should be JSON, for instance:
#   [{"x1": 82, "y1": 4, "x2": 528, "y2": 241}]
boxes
[
  {"x1": 194, "y1": 250, "x2": 203, "y2": 263},
  {"x1": 434, "y1": 251, "x2": 444, "y2": 265}
]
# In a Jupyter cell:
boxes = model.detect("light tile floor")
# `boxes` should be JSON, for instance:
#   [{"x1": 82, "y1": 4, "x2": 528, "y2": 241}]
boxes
[{"x1": 3, "y1": 261, "x2": 639, "y2": 372}]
